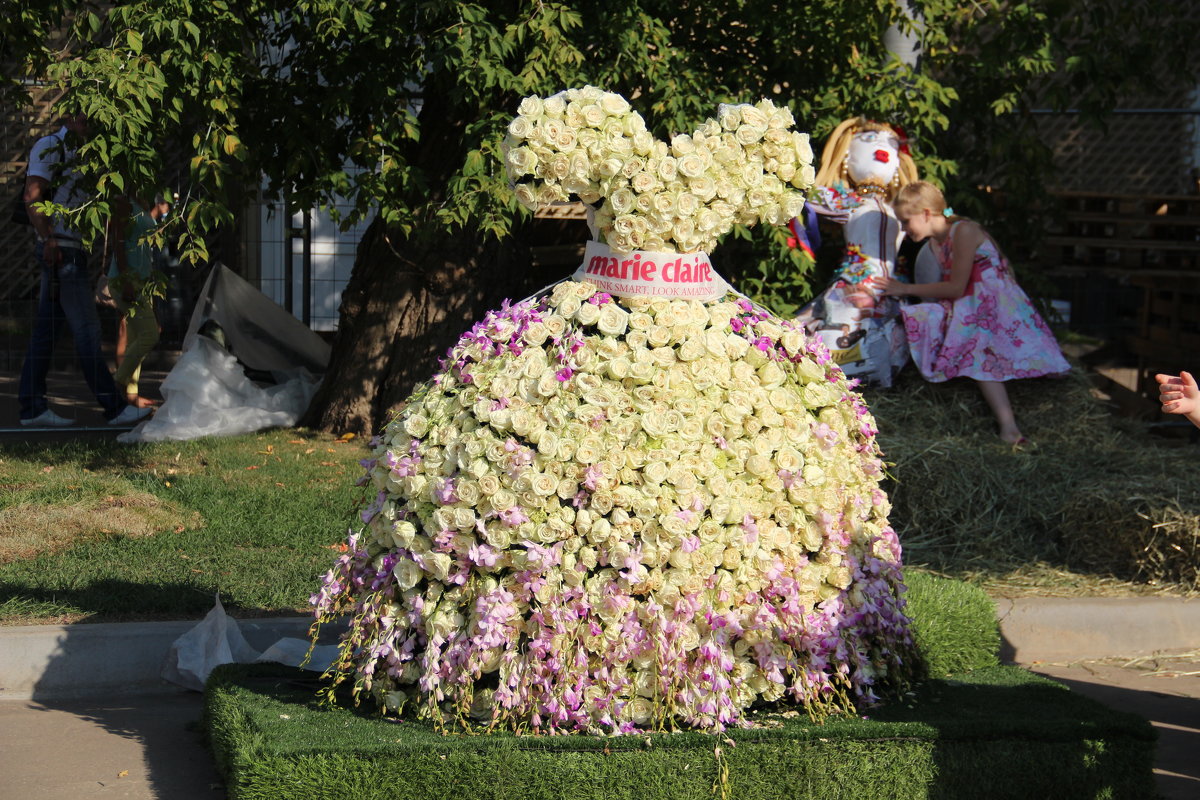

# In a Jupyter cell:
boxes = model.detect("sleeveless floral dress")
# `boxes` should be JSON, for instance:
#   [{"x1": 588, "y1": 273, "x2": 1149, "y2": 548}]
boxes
[{"x1": 900, "y1": 223, "x2": 1070, "y2": 382}]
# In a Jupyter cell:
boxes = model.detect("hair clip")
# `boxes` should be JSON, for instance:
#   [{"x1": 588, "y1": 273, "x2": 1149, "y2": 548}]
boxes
[{"x1": 942, "y1": 207, "x2": 954, "y2": 218}]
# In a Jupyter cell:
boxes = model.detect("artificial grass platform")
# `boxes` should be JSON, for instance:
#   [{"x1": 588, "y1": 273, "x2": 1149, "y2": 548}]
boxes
[{"x1": 205, "y1": 661, "x2": 1156, "y2": 799}]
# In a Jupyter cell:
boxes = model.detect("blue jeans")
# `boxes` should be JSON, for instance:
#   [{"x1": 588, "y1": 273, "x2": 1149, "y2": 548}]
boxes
[{"x1": 18, "y1": 243, "x2": 125, "y2": 421}]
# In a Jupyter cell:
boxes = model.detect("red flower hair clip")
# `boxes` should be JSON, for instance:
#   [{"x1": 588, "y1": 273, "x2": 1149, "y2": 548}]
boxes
[{"x1": 890, "y1": 123, "x2": 912, "y2": 157}]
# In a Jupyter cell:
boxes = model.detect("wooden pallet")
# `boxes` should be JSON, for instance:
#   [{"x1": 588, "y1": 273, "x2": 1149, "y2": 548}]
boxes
[
  {"x1": 1129, "y1": 274, "x2": 1200, "y2": 402},
  {"x1": 1040, "y1": 190, "x2": 1200, "y2": 272}
]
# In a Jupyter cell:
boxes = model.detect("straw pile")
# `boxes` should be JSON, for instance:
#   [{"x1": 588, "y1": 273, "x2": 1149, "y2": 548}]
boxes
[{"x1": 865, "y1": 368, "x2": 1200, "y2": 592}]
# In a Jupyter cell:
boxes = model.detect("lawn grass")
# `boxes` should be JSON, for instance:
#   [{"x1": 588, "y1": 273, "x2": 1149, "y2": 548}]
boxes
[
  {"x1": 2, "y1": 362, "x2": 1196, "y2": 626},
  {"x1": 204, "y1": 661, "x2": 1155, "y2": 800},
  {"x1": 0, "y1": 429, "x2": 367, "y2": 624}
]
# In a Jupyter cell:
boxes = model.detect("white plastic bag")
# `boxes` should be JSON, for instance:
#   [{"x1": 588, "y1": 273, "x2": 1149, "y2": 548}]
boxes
[
  {"x1": 161, "y1": 594, "x2": 261, "y2": 691},
  {"x1": 255, "y1": 638, "x2": 339, "y2": 673}
]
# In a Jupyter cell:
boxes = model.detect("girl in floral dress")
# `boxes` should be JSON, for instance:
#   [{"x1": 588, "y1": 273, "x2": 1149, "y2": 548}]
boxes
[{"x1": 881, "y1": 181, "x2": 1070, "y2": 445}]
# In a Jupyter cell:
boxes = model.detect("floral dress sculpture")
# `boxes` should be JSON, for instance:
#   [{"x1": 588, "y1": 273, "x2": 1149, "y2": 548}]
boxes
[
  {"x1": 313, "y1": 88, "x2": 916, "y2": 735},
  {"x1": 795, "y1": 118, "x2": 919, "y2": 387}
]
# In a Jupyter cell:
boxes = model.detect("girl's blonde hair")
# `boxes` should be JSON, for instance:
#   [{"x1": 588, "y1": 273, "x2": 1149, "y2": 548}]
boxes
[
  {"x1": 814, "y1": 117, "x2": 919, "y2": 201},
  {"x1": 893, "y1": 180, "x2": 958, "y2": 221}
]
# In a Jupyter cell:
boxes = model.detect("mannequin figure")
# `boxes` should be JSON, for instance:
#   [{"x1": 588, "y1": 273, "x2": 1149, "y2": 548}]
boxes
[{"x1": 795, "y1": 117, "x2": 918, "y2": 386}]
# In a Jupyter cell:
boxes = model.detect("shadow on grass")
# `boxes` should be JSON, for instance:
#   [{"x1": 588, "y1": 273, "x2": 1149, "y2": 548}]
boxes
[
  {"x1": 0, "y1": 578, "x2": 309, "y2": 624},
  {"x1": 1034, "y1": 672, "x2": 1200, "y2": 800},
  {"x1": 871, "y1": 674, "x2": 1158, "y2": 800}
]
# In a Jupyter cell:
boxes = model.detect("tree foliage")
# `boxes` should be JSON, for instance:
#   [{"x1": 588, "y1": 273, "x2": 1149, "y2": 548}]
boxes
[{"x1": 4, "y1": 0, "x2": 1195, "y2": 432}]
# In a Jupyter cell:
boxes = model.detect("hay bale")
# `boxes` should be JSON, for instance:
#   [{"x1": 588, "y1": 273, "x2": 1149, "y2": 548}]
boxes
[{"x1": 864, "y1": 368, "x2": 1200, "y2": 590}]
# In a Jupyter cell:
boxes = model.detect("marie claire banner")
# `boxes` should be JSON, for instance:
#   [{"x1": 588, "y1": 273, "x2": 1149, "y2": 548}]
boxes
[{"x1": 572, "y1": 240, "x2": 732, "y2": 302}]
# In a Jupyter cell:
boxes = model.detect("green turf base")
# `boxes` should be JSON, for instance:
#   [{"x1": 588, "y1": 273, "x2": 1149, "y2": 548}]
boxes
[{"x1": 205, "y1": 663, "x2": 1156, "y2": 800}]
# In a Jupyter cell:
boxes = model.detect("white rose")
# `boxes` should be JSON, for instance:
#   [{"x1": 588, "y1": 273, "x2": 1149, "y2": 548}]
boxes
[
  {"x1": 451, "y1": 507, "x2": 475, "y2": 530},
  {"x1": 582, "y1": 104, "x2": 606, "y2": 127},
  {"x1": 507, "y1": 115, "x2": 534, "y2": 140},
  {"x1": 599, "y1": 157, "x2": 623, "y2": 178},
  {"x1": 512, "y1": 182, "x2": 538, "y2": 211},
  {"x1": 675, "y1": 192, "x2": 699, "y2": 219},
  {"x1": 390, "y1": 520, "x2": 417, "y2": 549},
  {"x1": 657, "y1": 156, "x2": 678, "y2": 182},
  {"x1": 736, "y1": 124, "x2": 766, "y2": 146},
  {"x1": 793, "y1": 132, "x2": 813, "y2": 163},
  {"x1": 600, "y1": 93, "x2": 631, "y2": 115},
  {"x1": 609, "y1": 187, "x2": 636, "y2": 215},
  {"x1": 757, "y1": 361, "x2": 786, "y2": 388},
  {"x1": 768, "y1": 107, "x2": 794, "y2": 130},
  {"x1": 597, "y1": 304, "x2": 629, "y2": 336},
  {"x1": 647, "y1": 325, "x2": 671, "y2": 348},
  {"x1": 517, "y1": 96, "x2": 544, "y2": 118},
  {"x1": 456, "y1": 480, "x2": 482, "y2": 505},
  {"x1": 724, "y1": 333, "x2": 750, "y2": 360},
  {"x1": 575, "y1": 301, "x2": 601, "y2": 326},
  {"x1": 676, "y1": 151, "x2": 706, "y2": 178},
  {"x1": 717, "y1": 104, "x2": 741, "y2": 131},
  {"x1": 798, "y1": 163, "x2": 817, "y2": 188},
  {"x1": 392, "y1": 558, "x2": 423, "y2": 590},
  {"x1": 403, "y1": 414, "x2": 430, "y2": 438},
  {"x1": 630, "y1": 171, "x2": 658, "y2": 195},
  {"x1": 740, "y1": 104, "x2": 769, "y2": 129},
  {"x1": 539, "y1": 315, "x2": 567, "y2": 341},
  {"x1": 506, "y1": 146, "x2": 538, "y2": 177},
  {"x1": 531, "y1": 472, "x2": 559, "y2": 496}
]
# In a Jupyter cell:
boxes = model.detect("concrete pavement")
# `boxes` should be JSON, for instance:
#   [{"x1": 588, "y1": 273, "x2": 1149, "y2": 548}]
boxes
[{"x1": 0, "y1": 691, "x2": 221, "y2": 800}]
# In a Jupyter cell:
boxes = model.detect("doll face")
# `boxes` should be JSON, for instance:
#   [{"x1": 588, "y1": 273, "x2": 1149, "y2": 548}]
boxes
[{"x1": 846, "y1": 129, "x2": 900, "y2": 188}]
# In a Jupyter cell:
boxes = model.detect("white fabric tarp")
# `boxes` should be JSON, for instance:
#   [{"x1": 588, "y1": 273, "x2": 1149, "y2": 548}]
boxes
[{"x1": 119, "y1": 264, "x2": 330, "y2": 442}]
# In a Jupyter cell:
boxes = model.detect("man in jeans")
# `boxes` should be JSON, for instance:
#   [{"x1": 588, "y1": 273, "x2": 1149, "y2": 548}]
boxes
[{"x1": 18, "y1": 112, "x2": 151, "y2": 428}]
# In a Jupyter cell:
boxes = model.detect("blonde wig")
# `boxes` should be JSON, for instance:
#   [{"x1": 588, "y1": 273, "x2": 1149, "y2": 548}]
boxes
[{"x1": 814, "y1": 117, "x2": 919, "y2": 202}]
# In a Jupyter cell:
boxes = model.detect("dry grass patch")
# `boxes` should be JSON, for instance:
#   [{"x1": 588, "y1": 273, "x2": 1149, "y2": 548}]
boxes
[
  {"x1": 0, "y1": 492, "x2": 203, "y2": 564},
  {"x1": 866, "y1": 368, "x2": 1200, "y2": 592}
]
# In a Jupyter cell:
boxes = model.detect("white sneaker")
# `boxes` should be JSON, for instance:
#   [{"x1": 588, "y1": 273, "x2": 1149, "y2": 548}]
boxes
[
  {"x1": 20, "y1": 409, "x2": 76, "y2": 427},
  {"x1": 108, "y1": 405, "x2": 153, "y2": 427}
]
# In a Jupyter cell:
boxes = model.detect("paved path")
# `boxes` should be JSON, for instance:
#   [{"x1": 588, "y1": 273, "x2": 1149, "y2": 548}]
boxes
[{"x1": 0, "y1": 691, "x2": 221, "y2": 800}]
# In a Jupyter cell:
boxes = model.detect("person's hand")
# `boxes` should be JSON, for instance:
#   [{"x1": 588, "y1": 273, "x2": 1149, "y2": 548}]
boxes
[
  {"x1": 1156, "y1": 371, "x2": 1199, "y2": 417},
  {"x1": 880, "y1": 277, "x2": 908, "y2": 297},
  {"x1": 42, "y1": 237, "x2": 62, "y2": 267}
]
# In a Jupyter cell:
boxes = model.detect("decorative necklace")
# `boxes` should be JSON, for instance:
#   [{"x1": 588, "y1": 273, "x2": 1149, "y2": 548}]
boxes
[{"x1": 855, "y1": 182, "x2": 888, "y2": 198}]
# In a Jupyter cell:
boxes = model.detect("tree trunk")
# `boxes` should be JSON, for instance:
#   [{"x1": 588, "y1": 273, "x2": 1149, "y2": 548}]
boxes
[{"x1": 301, "y1": 218, "x2": 534, "y2": 435}]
